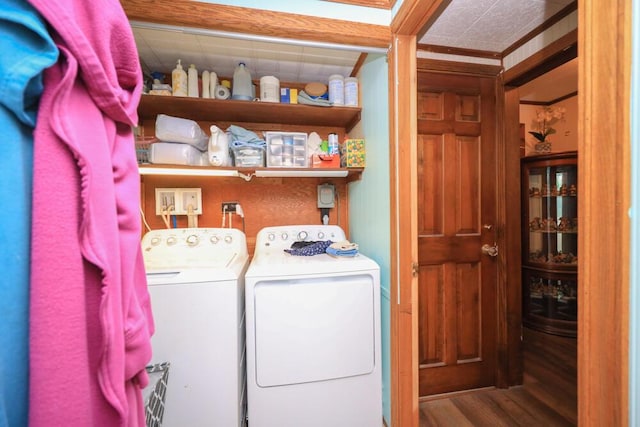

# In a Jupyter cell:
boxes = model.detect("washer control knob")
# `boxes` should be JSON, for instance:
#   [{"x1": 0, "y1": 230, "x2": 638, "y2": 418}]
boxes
[
  {"x1": 150, "y1": 237, "x2": 161, "y2": 246},
  {"x1": 268, "y1": 233, "x2": 276, "y2": 241},
  {"x1": 210, "y1": 235, "x2": 220, "y2": 244},
  {"x1": 166, "y1": 236, "x2": 177, "y2": 246},
  {"x1": 317, "y1": 231, "x2": 325, "y2": 239},
  {"x1": 281, "y1": 232, "x2": 288, "y2": 241},
  {"x1": 224, "y1": 235, "x2": 233, "y2": 244},
  {"x1": 186, "y1": 234, "x2": 199, "y2": 246},
  {"x1": 297, "y1": 231, "x2": 308, "y2": 241}
]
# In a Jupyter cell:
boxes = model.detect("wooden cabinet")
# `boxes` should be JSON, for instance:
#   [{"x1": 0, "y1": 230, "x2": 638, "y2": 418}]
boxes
[{"x1": 521, "y1": 151, "x2": 578, "y2": 337}]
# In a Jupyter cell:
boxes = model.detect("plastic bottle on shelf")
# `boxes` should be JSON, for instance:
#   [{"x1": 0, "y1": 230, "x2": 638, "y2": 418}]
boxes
[
  {"x1": 328, "y1": 74, "x2": 344, "y2": 105},
  {"x1": 171, "y1": 59, "x2": 188, "y2": 97},
  {"x1": 344, "y1": 77, "x2": 358, "y2": 106},
  {"x1": 202, "y1": 70, "x2": 210, "y2": 98},
  {"x1": 232, "y1": 62, "x2": 252, "y2": 100},
  {"x1": 328, "y1": 133, "x2": 339, "y2": 155},
  {"x1": 188, "y1": 64, "x2": 199, "y2": 98}
]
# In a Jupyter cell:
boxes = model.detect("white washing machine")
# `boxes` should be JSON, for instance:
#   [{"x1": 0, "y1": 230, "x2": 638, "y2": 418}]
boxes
[
  {"x1": 244, "y1": 225, "x2": 381, "y2": 427},
  {"x1": 141, "y1": 227, "x2": 249, "y2": 427}
]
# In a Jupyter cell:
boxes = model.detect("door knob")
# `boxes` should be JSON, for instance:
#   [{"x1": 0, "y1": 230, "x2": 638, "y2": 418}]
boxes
[
  {"x1": 483, "y1": 224, "x2": 493, "y2": 230},
  {"x1": 481, "y1": 244, "x2": 498, "y2": 257}
]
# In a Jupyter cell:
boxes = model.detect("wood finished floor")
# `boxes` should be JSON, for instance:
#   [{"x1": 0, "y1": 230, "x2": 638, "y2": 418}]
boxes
[{"x1": 419, "y1": 327, "x2": 577, "y2": 427}]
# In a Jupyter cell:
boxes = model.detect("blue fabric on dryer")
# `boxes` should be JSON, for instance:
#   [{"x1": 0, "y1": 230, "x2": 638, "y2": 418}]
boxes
[
  {"x1": 284, "y1": 240, "x2": 333, "y2": 256},
  {"x1": 0, "y1": 1, "x2": 58, "y2": 425}
]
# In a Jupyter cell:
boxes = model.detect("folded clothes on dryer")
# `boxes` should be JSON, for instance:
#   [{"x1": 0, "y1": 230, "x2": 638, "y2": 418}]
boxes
[{"x1": 326, "y1": 240, "x2": 359, "y2": 257}]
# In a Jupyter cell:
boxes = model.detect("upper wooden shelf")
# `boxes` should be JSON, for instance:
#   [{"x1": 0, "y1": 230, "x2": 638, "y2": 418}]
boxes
[{"x1": 138, "y1": 94, "x2": 362, "y2": 132}]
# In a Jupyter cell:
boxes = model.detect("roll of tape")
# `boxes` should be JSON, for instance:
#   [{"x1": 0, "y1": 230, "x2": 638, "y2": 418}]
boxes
[{"x1": 214, "y1": 85, "x2": 230, "y2": 100}]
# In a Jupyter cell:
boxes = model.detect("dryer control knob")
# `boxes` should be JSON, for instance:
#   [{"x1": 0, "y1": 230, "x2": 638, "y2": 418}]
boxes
[
  {"x1": 317, "y1": 231, "x2": 325, "y2": 239},
  {"x1": 224, "y1": 235, "x2": 233, "y2": 244},
  {"x1": 186, "y1": 234, "x2": 199, "y2": 246},
  {"x1": 166, "y1": 236, "x2": 177, "y2": 246},
  {"x1": 150, "y1": 237, "x2": 161, "y2": 246},
  {"x1": 210, "y1": 235, "x2": 220, "y2": 244},
  {"x1": 268, "y1": 233, "x2": 275, "y2": 241},
  {"x1": 297, "y1": 231, "x2": 308, "y2": 241},
  {"x1": 281, "y1": 232, "x2": 288, "y2": 241}
]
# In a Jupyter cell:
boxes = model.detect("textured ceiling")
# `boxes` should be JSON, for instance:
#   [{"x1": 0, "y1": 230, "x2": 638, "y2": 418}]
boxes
[{"x1": 419, "y1": 0, "x2": 574, "y2": 52}]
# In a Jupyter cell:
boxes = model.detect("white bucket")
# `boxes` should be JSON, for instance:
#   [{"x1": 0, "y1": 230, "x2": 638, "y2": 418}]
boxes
[{"x1": 260, "y1": 76, "x2": 280, "y2": 103}]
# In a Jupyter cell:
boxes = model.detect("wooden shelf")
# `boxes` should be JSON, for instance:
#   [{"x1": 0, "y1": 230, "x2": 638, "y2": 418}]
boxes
[
  {"x1": 138, "y1": 94, "x2": 362, "y2": 132},
  {"x1": 138, "y1": 165, "x2": 364, "y2": 181}
]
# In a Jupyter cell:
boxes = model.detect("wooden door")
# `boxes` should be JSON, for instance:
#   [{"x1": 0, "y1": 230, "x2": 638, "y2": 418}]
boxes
[{"x1": 416, "y1": 71, "x2": 498, "y2": 396}]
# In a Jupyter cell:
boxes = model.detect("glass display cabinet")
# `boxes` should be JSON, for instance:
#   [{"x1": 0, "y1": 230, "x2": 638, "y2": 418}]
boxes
[{"x1": 521, "y1": 151, "x2": 577, "y2": 337}]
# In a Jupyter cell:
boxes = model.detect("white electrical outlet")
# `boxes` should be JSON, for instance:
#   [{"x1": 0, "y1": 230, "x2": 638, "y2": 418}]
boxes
[{"x1": 155, "y1": 188, "x2": 203, "y2": 215}]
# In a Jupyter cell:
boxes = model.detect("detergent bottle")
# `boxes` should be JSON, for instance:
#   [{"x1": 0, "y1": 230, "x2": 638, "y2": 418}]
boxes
[
  {"x1": 208, "y1": 125, "x2": 230, "y2": 166},
  {"x1": 171, "y1": 59, "x2": 188, "y2": 97}
]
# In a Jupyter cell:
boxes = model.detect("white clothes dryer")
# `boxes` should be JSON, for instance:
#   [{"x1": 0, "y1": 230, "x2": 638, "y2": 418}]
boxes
[
  {"x1": 244, "y1": 225, "x2": 381, "y2": 427},
  {"x1": 142, "y1": 227, "x2": 249, "y2": 427}
]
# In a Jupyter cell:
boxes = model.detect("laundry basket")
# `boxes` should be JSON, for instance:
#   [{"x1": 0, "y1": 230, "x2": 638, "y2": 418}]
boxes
[{"x1": 144, "y1": 362, "x2": 170, "y2": 427}]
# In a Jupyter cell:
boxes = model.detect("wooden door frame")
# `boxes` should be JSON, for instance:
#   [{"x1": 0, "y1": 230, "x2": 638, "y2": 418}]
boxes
[
  {"x1": 577, "y1": 1, "x2": 630, "y2": 425},
  {"x1": 391, "y1": 1, "x2": 632, "y2": 426},
  {"x1": 389, "y1": 2, "x2": 451, "y2": 426}
]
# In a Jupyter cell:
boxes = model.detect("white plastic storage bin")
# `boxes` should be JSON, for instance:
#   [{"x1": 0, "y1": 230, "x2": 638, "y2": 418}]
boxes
[
  {"x1": 232, "y1": 145, "x2": 265, "y2": 167},
  {"x1": 149, "y1": 142, "x2": 208, "y2": 166},
  {"x1": 266, "y1": 132, "x2": 308, "y2": 167}
]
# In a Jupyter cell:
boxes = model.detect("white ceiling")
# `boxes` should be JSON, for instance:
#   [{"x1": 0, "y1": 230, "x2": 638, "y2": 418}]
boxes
[
  {"x1": 518, "y1": 57, "x2": 578, "y2": 103},
  {"x1": 130, "y1": 0, "x2": 577, "y2": 102}
]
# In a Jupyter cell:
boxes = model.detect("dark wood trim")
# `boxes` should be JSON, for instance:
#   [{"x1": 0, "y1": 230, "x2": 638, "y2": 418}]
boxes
[
  {"x1": 499, "y1": 84, "x2": 524, "y2": 388},
  {"x1": 502, "y1": 1, "x2": 578, "y2": 57},
  {"x1": 323, "y1": 0, "x2": 392, "y2": 9},
  {"x1": 120, "y1": 0, "x2": 391, "y2": 48},
  {"x1": 416, "y1": 58, "x2": 502, "y2": 77},
  {"x1": 520, "y1": 91, "x2": 578, "y2": 107},
  {"x1": 417, "y1": 44, "x2": 501, "y2": 60},
  {"x1": 502, "y1": 29, "x2": 578, "y2": 87}
]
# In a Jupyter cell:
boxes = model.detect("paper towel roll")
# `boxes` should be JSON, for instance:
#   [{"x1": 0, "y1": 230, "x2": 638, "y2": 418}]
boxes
[
  {"x1": 209, "y1": 72, "x2": 218, "y2": 98},
  {"x1": 214, "y1": 85, "x2": 230, "y2": 100}
]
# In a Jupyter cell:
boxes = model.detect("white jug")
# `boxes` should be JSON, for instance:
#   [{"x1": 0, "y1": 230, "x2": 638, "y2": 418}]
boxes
[{"x1": 208, "y1": 125, "x2": 230, "y2": 166}]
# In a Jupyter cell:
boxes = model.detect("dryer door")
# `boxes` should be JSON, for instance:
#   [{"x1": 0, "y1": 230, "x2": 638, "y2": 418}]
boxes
[{"x1": 253, "y1": 273, "x2": 376, "y2": 387}]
